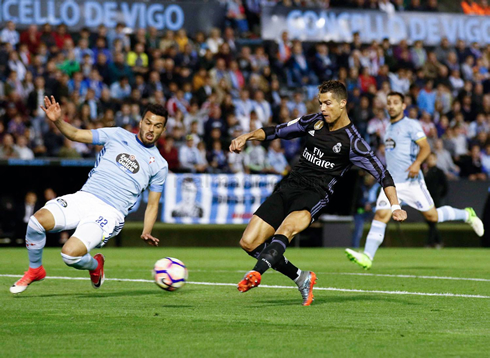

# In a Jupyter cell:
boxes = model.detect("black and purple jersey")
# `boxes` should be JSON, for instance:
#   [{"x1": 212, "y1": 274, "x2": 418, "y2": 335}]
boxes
[{"x1": 262, "y1": 112, "x2": 394, "y2": 196}]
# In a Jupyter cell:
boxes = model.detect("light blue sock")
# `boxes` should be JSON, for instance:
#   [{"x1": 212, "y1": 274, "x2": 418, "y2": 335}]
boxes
[
  {"x1": 61, "y1": 253, "x2": 98, "y2": 271},
  {"x1": 364, "y1": 220, "x2": 387, "y2": 260},
  {"x1": 437, "y1": 206, "x2": 468, "y2": 223},
  {"x1": 26, "y1": 217, "x2": 46, "y2": 269}
]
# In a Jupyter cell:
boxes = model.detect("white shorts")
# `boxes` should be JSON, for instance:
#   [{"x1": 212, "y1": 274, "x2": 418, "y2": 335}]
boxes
[
  {"x1": 376, "y1": 180, "x2": 435, "y2": 212},
  {"x1": 43, "y1": 191, "x2": 125, "y2": 252}
]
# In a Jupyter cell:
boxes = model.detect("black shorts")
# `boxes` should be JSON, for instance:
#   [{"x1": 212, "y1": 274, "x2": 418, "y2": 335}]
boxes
[{"x1": 254, "y1": 179, "x2": 327, "y2": 230}]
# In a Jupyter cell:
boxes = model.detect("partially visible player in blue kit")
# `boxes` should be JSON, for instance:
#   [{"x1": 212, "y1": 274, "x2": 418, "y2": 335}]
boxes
[
  {"x1": 11, "y1": 96, "x2": 169, "y2": 294},
  {"x1": 346, "y1": 92, "x2": 484, "y2": 270}
]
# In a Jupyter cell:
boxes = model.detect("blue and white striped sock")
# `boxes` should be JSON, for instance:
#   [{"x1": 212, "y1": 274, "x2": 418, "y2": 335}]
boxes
[{"x1": 437, "y1": 206, "x2": 468, "y2": 223}]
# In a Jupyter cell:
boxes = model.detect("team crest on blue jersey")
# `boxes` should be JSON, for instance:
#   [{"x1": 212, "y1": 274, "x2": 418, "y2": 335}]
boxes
[
  {"x1": 116, "y1": 153, "x2": 140, "y2": 174},
  {"x1": 333, "y1": 142, "x2": 342, "y2": 153}
]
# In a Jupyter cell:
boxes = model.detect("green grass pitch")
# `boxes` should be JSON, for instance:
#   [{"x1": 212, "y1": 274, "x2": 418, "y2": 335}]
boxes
[{"x1": 1, "y1": 247, "x2": 489, "y2": 357}]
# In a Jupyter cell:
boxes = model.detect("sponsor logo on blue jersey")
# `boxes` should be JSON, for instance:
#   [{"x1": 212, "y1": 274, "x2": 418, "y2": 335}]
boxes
[
  {"x1": 385, "y1": 138, "x2": 396, "y2": 151},
  {"x1": 116, "y1": 153, "x2": 140, "y2": 174}
]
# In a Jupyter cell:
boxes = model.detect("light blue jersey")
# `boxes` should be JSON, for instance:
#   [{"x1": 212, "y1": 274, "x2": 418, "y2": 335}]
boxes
[
  {"x1": 81, "y1": 127, "x2": 168, "y2": 216},
  {"x1": 384, "y1": 117, "x2": 426, "y2": 184}
]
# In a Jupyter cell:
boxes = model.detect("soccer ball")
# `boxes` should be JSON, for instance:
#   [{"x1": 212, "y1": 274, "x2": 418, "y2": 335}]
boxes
[{"x1": 153, "y1": 257, "x2": 188, "y2": 291}]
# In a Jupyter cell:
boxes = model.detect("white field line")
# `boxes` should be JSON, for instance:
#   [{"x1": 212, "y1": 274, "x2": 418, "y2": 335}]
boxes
[
  {"x1": 189, "y1": 269, "x2": 490, "y2": 282},
  {"x1": 44, "y1": 267, "x2": 490, "y2": 282},
  {"x1": 1, "y1": 274, "x2": 489, "y2": 299}
]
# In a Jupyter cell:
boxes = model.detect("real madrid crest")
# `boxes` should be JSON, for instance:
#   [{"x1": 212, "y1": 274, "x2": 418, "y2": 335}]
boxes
[
  {"x1": 333, "y1": 142, "x2": 342, "y2": 153},
  {"x1": 314, "y1": 120, "x2": 324, "y2": 130}
]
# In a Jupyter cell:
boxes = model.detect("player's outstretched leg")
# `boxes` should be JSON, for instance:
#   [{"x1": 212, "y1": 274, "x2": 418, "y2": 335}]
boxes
[
  {"x1": 238, "y1": 234, "x2": 290, "y2": 292},
  {"x1": 89, "y1": 254, "x2": 105, "y2": 288},
  {"x1": 61, "y1": 236, "x2": 105, "y2": 289},
  {"x1": 238, "y1": 270, "x2": 262, "y2": 292},
  {"x1": 345, "y1": 248, "x2": 372, "y2": 270},
  {"x1": 243, "y1": 239, "x2": 305, "y2": 284},
  {"x1": 10, "y1": 211, "x2": 52, "y2": 294},
  {"x1": 464, "y1": 208, "x2": 484, "y2": 237},
  {"x1": 296, "y1": 271, "x2": 317, "y2": 306},
  {"x1": 345, "y1": 209, "x2": 391, "y2": 270},
  {"x1": 434, "y1": 206, "x2": 484, "y2": 237}
]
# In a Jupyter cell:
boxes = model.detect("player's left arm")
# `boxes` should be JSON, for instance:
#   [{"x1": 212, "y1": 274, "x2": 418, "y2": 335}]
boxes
[
  {"x1": 141, "y1": 190, "x2": 161, "y2": 247},
  {"x1": 406, "y1": 137, "x2": 431, "y2": 179},
  {"x1": 349, "y1": 136, "x2": 407, "y2": 222}
]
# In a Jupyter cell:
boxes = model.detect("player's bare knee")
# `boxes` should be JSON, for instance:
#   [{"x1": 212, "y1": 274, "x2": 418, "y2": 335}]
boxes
[
  {"x1": 34, "y1": 209, "x2": 55, "y2": 231},
  {"x1": 61, "y1": 238, "x2": 87, "y2": 257},
  {"x1": 374, "y1": 210, "x2": 391, "y2": 223},
  {"x1": 239, "y1": 236, "x2": 256, "y2": 252},
  {"x1": 423, "y1": 211, "x2": 438, "y2": 222},
  {"x1": 61, "y1": 244, "x2": 79, "y2": 257}
]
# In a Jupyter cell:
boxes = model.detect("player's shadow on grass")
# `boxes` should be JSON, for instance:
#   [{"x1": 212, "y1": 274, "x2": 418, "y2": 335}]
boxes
[
  {"x1": 16, "y1": 289, "x2": 168, "y2": 299},
  {"x1": 257, "y1": 295, "x2": 420, "y2": 307}
]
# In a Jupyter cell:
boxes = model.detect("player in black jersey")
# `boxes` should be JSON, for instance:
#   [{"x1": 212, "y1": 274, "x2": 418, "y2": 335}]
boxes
[{"x1": 229, "y1": 80, "x2": 407, "y2": 305}]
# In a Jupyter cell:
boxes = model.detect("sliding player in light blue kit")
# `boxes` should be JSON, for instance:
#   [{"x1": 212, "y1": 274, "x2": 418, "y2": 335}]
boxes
[
  {"x1": 11, "y1": 96, "x2": 168, "y2": 293},
  {"x1": 345, "y1": 92, "x2": 484, "y2": 269}
]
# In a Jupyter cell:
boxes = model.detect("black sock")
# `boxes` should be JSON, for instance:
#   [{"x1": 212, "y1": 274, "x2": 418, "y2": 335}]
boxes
[
  {"x1": 427, "y1": 221, "x2": 441, "y2": 245},
  {"x1": 253, "y1": 234, "x2": 289, "y2": 274},
  {"x1": 243, "y1": 241, "x2": 269, "y2": 259},
  {"x1": 243, "y1": 240, "x2": 299, "y2": 281},
  {"x1": 273, "y1": 256, "x2": 300, "y2": 281}
]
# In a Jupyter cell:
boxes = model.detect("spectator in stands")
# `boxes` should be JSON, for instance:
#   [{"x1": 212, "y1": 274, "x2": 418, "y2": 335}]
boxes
[
  {"x1": 312, "y1": 43, "x2": 333, "y2": 83},
  {"x1": 288, "y1": 40, "x2": 317, "y2": 87},
  {"x1": 418, "y1": 80, "x2": 437, "y2": 115},
  {"x1": 287, "y1": 92, "x2": 307, "y2": 117},
  {"x1": 207, "y1": 140, "x2": 229, "y2": 173},
  {"x1": 423, "y1": 152, "x2": 447, "y2": 248},
  {"x1": 276, "y1": 31, "x2": 292, "y2": 66},
  {"x1": 127, "y1": 42, "x2": 149, "y2": 76},
  {"x1": 110, "y1": 76, "x2": 131, "y2": 101},
  {"x1": 460, "y1": 145, "x2": 486, "y2": 180},
  {"x1": 107, "y1": 23, "x2": 130, "y2": 52},
  {"x1": 225, "y1": 0, "x2": 250, "y2": 35},
  {"x1": 468, "y1": 113, "x2": 489, "y2": 138},
  {"x1": 379, "y1": 0, "x2": 395, "y2": 14},
  {"x1": 179, "y1": 135, "x2": 207, "y2": 173},
  {"x1": 481, "y1": 142, "x2": 490, "y2": 175},
  {"x1": 389, "y1": 68, "x2": 410, "y2": 94},
  {"x1": 0, "y1": 133, "x2": 20, "y2": 159},
  {"x1": 13, "y1": 135, "x2": 34, "y2": 160},
  {"x1": 406, "y1": 0, "x2": 424, "y2": 10},
  {"x1": 351, "y1": 173, "x2": 379, "y2": 249},
  {"x1": 433, "y1": 138, "x2": 459, "y2": 179},
  {"x1": 159, "y1": 136, "x2": 180, "y2": 172},
  {"x1": 234, "y1": 89, "x2": 254, "y2": 130},
  {"x1": 1, "y1": 21, "x2": 19, "y2": 48},
  {"x1": 20, "y1": 25, "x2": 40, "y2": 54},
  {"x1": 244, "y1": 139, "x2": 269, "y2": 174},
  {"x1": 53, "y1": 24, "x2": 72, "y2": 51},
  {"x1": 207, "y1": 28, "x2": 224, "y2": 54},
  {"x1": 267, "y1": 139, "x2": 290, "y2": 175},
  {"x1": 410, "y1": 40, "x2": 427, "y2": 70}
]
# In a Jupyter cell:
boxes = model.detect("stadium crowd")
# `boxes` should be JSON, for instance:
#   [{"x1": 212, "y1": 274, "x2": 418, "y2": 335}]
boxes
[{"x1": 0, "y1": 0, "x2": 489, "y2": 180}]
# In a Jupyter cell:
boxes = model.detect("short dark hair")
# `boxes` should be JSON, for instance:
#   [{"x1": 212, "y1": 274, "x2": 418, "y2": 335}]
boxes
[
  {"x1": 387, "y1": 91, "x2": 405, "y2": 102},
  {"x1": 318, "y1": 80, "x2": 347, "y2": 101},
  {"x1": 142, "y1": 104, "x2": 168, "y2": 126}
]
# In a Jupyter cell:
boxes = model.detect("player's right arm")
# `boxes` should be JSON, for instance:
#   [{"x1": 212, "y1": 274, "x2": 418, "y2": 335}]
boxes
[
  {"x1": 41, "y1": 96, "x2": 93, "y2": 144},
  {"x1": 229, "y1": 116, "x2": 309, "y2": 153}
]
